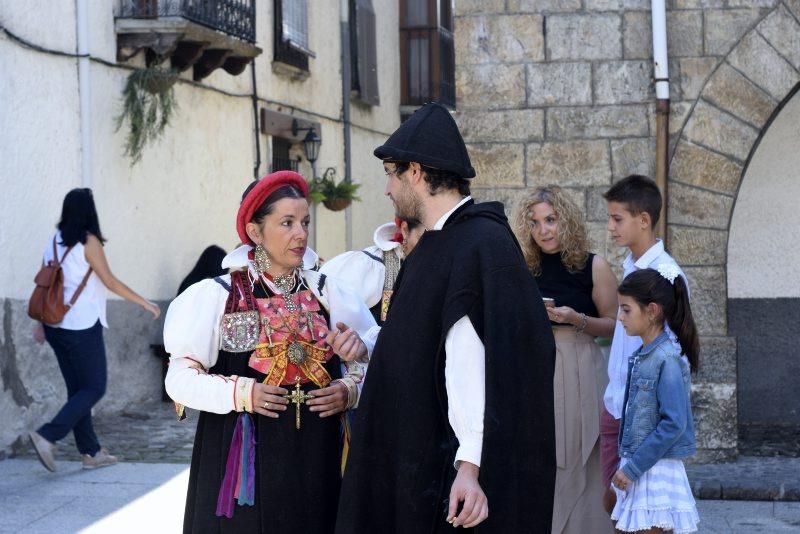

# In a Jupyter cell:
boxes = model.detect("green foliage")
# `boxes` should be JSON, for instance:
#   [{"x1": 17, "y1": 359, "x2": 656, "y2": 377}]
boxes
[
  {"x1": 115, "y1": 67, "x2": 179, "y2": 166},
  {"x1": 309, "y1": 177, "x2": 361, "y2": 203},
  {"x1": 308, "y1": 168, "x2": 361, "y2": 206}
]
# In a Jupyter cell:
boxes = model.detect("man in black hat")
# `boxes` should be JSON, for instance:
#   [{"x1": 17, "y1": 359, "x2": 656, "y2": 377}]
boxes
[{"x1": 335, "y1": 103, "x2": 556, "y2": 533}]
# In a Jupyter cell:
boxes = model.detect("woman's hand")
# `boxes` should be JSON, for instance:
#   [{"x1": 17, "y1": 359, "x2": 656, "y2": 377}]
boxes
[
  {"x1": 251, "y1": 383, "x2": 289, "y2": 419},
  {"x1": 612, "y1": 469, "x2": 632, "y2": 491},
  {"x1": 326, "y1": 322, "x2": 368, "y2": 362},
  {"x1": 32, "y1": 322, "x2": 45, "y2": 345},
  {"x1": 307, "y1": 381, "x2": 349, "y2": 417},
  {"x1": 547, "y1": 305, "x2": 578, "y2": 325},
  {"x1": 142, "y1": 300, "x2": 161, "y2": 320}
]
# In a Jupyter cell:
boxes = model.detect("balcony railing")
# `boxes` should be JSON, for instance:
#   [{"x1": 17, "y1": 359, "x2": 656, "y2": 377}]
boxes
[{"x1": 120, "y1": 0, "x2": 256, "y2": 43}]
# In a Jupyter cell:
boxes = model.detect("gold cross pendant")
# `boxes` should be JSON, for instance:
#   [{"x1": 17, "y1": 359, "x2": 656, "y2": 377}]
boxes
[{"x1": 283, "y1": 379, "x2": 313, "y2": 429}]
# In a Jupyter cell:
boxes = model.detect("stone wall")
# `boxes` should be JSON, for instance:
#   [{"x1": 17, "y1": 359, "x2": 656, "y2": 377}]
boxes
[{"x1": 454, "y1": 0, "x2": 800, "y2": 461}]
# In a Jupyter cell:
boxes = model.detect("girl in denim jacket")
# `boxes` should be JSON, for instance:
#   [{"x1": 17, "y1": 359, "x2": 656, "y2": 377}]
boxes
[{"x1": 611, "y1": 266, "x2": 700, "y2": 533}]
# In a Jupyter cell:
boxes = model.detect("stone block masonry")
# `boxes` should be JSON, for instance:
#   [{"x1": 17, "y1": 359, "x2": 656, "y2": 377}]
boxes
[{"x1": 455, "y1": 0, "x2": 800, "y2": 461}]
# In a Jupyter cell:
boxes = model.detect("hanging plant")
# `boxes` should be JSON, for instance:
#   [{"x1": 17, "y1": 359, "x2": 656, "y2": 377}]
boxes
[
  {"x1": 309, "y1": 168, "x2": 361, "y2": 211},
  {"x1": 114, "y1": 66, "x2": 179, "y2": 165}
]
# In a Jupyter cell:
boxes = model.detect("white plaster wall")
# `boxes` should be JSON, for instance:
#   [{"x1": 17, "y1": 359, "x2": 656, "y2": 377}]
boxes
[
  {"x1": 350, "y1": 130, "x2": 395, "y2": 249},
  {"x1": 1, "y1": 0, "x2": 400, "y2": 300},
  {"x1": 91, "y1": 77, "x2": 253, "y2": 301},
  {"x1": 0, "y1": 0, "x2": 77, "y2": 52},
  {"x1": 0, "y1": 35, "x2": 82, "y2": 299},
  {"x1": 728, "y1": 90, "x2": 800, "y2": 298}
]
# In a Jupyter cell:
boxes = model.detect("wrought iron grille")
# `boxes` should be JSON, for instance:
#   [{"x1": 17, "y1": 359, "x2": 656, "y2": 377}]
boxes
[
  {"x1": 119, "y1": 0, "x2": 256, "y2": 43},
  {"x1": 270, "y1": 157, "x2": 299, "y2": 173}
]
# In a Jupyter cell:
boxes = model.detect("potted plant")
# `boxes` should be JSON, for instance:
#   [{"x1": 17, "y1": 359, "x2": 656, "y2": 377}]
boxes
[
  {"x1": 115, "y1": 66, "x2": 179, "y2": 165},
  {"x1": 309, "y1": 168, "x2": 361, "y2": 211}
]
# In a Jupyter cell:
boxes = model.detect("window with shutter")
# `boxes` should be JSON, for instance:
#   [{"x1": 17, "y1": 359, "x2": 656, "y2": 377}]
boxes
[
  {"x1": 350, "y1": 0, "x2": 380, "y2": 106},
  {"x1": 399, "y1": 0, "x2": 455, "y2": 109},
  {"x1": 274, "y1": 0, "x2": 312, "y2": 72}
]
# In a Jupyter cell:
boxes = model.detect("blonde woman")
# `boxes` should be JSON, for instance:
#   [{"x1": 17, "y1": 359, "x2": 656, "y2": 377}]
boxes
[{"x1": 513, "y1": 186, "x2": 618, "y2": 534}]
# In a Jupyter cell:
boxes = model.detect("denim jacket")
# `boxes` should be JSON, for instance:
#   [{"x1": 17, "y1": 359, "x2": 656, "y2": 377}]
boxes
[{"x1": 618, "y1": 331, "x2": 696, "y2": 482}]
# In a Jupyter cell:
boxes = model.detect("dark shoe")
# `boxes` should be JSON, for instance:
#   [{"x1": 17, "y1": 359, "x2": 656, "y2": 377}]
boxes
[
  {"x1": 29, "y1": 431, "x2": 57, "y2": 472},
  {"x1": 82, "y1": 448, "x2": 117, "y2": 469}
]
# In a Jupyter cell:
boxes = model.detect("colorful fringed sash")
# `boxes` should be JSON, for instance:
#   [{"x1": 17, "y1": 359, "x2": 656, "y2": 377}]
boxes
[{"x1": 216, "y1": 413, "x2": 256, "y2": 518}]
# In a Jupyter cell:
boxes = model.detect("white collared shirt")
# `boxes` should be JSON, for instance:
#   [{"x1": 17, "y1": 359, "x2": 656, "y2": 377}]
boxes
[
  {"x1": 603, "y1": 239, "x2": 688, "y2": 419},
  {"x1": 431, "y1": 197, "x2": 486, "y2": 467}
]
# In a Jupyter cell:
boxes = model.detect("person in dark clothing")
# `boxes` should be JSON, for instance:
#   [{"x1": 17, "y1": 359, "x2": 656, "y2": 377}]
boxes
[
  {"x1": 176, "y1": 245, "x2": 227, "y2": 296},
  {"x1": 335, "y1": 102, "x2": 557, "y2": 534}
]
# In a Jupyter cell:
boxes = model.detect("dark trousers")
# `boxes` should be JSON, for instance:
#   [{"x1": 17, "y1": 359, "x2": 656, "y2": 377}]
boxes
[{"x1": 38, "y1": 320, "x2": 106, "y2": 456}]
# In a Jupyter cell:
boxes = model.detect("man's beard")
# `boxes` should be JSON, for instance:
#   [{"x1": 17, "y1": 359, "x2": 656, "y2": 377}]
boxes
[{"x1": 393, "y1": 184, "x2": 424, "y2": 222}]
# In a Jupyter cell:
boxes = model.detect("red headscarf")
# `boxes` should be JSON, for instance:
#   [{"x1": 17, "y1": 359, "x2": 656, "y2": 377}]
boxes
[
  {"x1": 236, "y1": 171, "x2": 309, "y2": 245},
  {"x1": 391, "y1": 217, "x2": 404, "y2": 243}
]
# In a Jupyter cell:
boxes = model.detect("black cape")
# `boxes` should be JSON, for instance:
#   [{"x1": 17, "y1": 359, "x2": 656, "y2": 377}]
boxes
[{"x1": 336, "y1": 200, "x2": 556, "y2": 534}]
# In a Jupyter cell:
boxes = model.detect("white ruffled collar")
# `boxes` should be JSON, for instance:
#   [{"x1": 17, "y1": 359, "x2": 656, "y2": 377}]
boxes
[
  {"x1": 221, "y1": 244, "x2": 320, "y2": 272},
  {"x1": 373, "y1": 222, "x2": 401, "y2": 252}
]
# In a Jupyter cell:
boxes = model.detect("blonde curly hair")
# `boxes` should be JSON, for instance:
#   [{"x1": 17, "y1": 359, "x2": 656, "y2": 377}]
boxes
[{"x1": 512, "y1": 185, "x2": 590, "y2": 276}]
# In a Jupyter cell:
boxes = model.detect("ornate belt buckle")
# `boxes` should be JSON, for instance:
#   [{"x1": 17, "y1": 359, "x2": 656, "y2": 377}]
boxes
[{"x1": 220, "y1": 310, "x2": 260, "y2": 352}]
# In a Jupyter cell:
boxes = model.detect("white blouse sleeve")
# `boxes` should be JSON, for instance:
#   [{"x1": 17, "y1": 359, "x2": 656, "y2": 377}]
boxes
[
  {"x1": 319, "y1": 247, "x2": 386, "y2": 309},
  {"x1": 445, "y1": 315, "x2": 486, "y2": 468},
  {"x1": 163, "y1": 277, "x2": 254, "y2": 414},
  {"x1": 323, "y1": 276, "x2": 379, "y2": 358}
]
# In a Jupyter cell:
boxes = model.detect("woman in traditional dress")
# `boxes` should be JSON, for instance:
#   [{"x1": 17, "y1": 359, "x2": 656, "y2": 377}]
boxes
[
  {"x1": 164, "y1": 171, "x2": 377, "y2": 533},
  {"x1": 513, "y1": 185, "x2": 618, "y2": 534}
]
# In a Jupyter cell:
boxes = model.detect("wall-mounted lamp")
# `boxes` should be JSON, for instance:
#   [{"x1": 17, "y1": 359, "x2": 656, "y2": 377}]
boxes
[{"x1": 292, "y1": 119, "x2": 321, "y2": 177}]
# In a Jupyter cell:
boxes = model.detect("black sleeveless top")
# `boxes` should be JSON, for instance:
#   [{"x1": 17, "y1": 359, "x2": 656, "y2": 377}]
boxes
[{"x1": 535, "y1": 252, "x2": 599, "y2": 319}]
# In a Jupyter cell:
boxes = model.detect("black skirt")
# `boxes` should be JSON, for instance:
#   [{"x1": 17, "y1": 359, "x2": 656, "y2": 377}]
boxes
[{"x1": 183, "y1": 349, "x2": 344, "y2": 534}]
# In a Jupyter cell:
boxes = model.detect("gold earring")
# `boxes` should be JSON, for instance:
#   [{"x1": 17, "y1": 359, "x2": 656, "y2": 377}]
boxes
[{"x1": 254, "y1": 244, "x2": 271, "y2": 272}]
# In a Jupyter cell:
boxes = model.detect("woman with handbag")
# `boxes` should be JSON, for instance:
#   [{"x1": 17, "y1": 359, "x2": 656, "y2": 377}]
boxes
[
  {"x1": 163, "y1": 171, "x2": 377, "y2": 533},
  {"x1": 29, "y1": 188, "x2": 160, "y2": 472}
]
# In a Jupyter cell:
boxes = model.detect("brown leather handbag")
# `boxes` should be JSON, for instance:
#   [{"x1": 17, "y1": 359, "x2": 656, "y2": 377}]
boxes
[{"x1": 28, "y1": 237, "x2": 93, "y2": 324}]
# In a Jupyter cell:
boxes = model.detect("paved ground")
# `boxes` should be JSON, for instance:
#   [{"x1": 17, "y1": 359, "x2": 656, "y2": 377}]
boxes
[
  {"x1": 1, "y1": 459, "x2": 799, "y2": 533},
  {"x1": 11, "y1": 401, "x2": 197, "y2": 464},
  {"x1": 5, "y1": 401, "x2": 800, "y2": 532}
]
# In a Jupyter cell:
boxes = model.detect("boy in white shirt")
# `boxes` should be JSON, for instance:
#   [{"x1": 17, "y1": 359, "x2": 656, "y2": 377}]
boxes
[{"x1": 600, "y1": 175, "x2": 688, "y2": 513}]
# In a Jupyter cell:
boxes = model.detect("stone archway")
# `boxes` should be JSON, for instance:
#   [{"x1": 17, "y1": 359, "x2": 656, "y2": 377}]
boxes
[
  {"x1": 666, "y1": 2, "x2": 800, "y2": 461},
  {"x1": 727, "y1": 87, "x2": 800, "y2": 456}
]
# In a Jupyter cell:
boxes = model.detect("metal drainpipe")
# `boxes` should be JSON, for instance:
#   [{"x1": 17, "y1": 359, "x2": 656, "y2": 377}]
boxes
[
  {"x1": 341, "y1": 0, "x2": 353, "y2": 250},
  {"x1": 651, "y1": 0, "x2": 670, "y2": 243},
  {"x1": 250, "y1": 60, "x2": 262, "y2": 180},
  {"x1": 76, "y1": 0, "x2": 92, "y2": 188}
]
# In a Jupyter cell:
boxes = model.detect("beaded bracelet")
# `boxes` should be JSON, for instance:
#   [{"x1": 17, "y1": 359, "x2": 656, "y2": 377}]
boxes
[{"x1": 575, "y1": 313, "x2": 588, "y2": 334}]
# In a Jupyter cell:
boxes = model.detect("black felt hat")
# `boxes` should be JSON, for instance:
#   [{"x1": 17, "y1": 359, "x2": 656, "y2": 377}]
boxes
[{"x1": 374, "y1": 102, "x2": 476, "y2": 179}]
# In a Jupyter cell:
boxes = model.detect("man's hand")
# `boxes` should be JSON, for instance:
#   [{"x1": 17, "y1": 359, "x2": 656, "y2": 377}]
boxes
[{"x1": 447, "y1": 462, "x2": 488, "y2": 528}]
